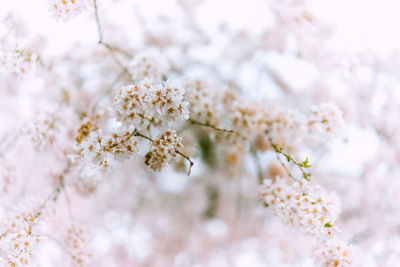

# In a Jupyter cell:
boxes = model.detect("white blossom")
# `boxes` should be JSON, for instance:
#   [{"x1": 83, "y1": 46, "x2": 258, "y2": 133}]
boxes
[
  {"x1": 4, "y1": 229, "x2": 42, "y2": 266},
  {"x1": 49, "y1": 0, "x2": 92, "y2": 22},
  {"x1": 184, "y1": 77, "x2": 223, "y2": 127},
  {"x1": 259, "y1": 177, "x2": 341, "y2": 238},
  {"x1": 64, "y1": 224, "x2": 92, "y2": 267},
  {"x1": 315, "y1": 239, "x2": 353, "y2": 267},
  {"x1": 308, "y1": 102, "x2": 344, "y2": 140},
  {"x1": 112, "y1": 78, "x2": 189, "y2": 130},
  {"x1": 0, "y1": 203, "x2": 44, "y2": 267},
  {"x1": 112, "y1": 80, "x2": 154, "y2": 131},
  {"x1": 150, "y1": 79, "x2": 189, "y2": 122},
  {"x1": 128, "y1": 48, "x2": 170, "y2": 81},
  {"x1": 145, "y1": 130, "x2": 182, "y2": 171},
  {"x1": 80, "y1": 126, "x2": 137, "y2": 171},
  {"x1": 0, "y1": 47, "x2": 38, "y2": 78}
]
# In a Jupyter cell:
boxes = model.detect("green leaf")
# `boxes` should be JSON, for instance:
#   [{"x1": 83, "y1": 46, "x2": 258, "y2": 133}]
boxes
[
  {"x1": 303, "y1": 173, "x2": 311, "y2": 181},
  {"x1": 16, "y1": 49, "x2": 24, "y2": 56},
  {"x1": 302, "y1": 157, "x2": 312, "y2": 168},
  {"x1": 324, "y1": 222, "x2": 333, "y2": 228}
]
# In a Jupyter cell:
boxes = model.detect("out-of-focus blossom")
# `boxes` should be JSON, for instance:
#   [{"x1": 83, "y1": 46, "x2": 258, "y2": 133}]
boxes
[
  {"x1": 49, "y1": 0, "x2": 92, "y2": 22},
  {"x1": 128, "y1": 48, "x2": 170, "y2": 81}
]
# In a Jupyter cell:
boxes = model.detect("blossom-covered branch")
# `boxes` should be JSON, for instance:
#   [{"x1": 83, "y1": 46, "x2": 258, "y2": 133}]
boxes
[
  {"x1": 4, "y1": 0, "x2": 398, "y2": 266},
  {"x1": 266, "y1": 130, "x2": 312, "y2": 181}
]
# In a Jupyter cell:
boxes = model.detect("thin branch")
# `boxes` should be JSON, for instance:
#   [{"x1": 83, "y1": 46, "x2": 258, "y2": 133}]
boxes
[
  {"x1": 130, "y1": 129, "x2": 194, "y2": 175},
  {"x1": 46, "y1": 162, "x2": 72, "y2": 205},
  {"x1": 93, "y1": 0, "x2": 134, "y2": 80},
  {"x1": 266, "y1": 68, "x2": 291, "y2": 94},
  {"x1": 250, "y1": 146, "x2": 264, "y2": 184},
  {"x1": 130, "y1": 129, "x2": 154, "y2": 142},
  {"x1": 0, "y1": 163, "x2": 72, "y2": 239},
  {"x1": 100, "y1": 41, "x2": 132, "y2": 58},
  {"x1": 265, "y1": 130, "x2": 312, "y2": 182},
  {"x1": 275, "y1": 152, "x2": 299, "y2": 182},
  {"x1": 189, "y1": 119, "x2": 233, "y2": 133},
  {"x1": 176, "y1": 150, "x2": 194, "y2": 176},
  {"x1": 63, "y1": 185, "x2": 75, "y2": 220},
  {"x1": 106, "y1": 50, "x2": 134, "y2": 80},
  {"x1": 92, "y1": 71, "x2": 123, "y2": 113},
  {"x1": 93, "y1": 0, "x2": 103, "y2": 42}
]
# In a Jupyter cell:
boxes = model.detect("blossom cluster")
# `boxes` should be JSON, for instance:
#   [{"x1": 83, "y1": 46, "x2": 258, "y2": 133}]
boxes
[
  {"x1": 25, "y1": 104, "x2": 77, "y2": 151},
  {"x1": 0, "y1": 205, "x2": 44, "y2": 267},
  {"x1": 0, "y1": 14, "x2": 42, "y2": 78},
  {"x1": 26, "y1": 110, "x2": 61, "y2": 149},
  {"x1": 145, "y1": 130, "x2": 183, "y2": 171},
  {"x1": 308, "y1": 102, "x2": 344, "y2": 140},
  {"x1": 259, "y1": 177, "x2": 341, "y2": 238},
  {"x1": 64, "y1": 224, "x2": 92, "y2": 267},
  {"x1": 3, "y1": 229, "x2": 42, "y2": 267},
  {"x1": 80, "y1": 126, "x2": 137, "y2": 171},
  {"x1": 184, "y1": 77, "x2": 223, "y2": 128},
  {"x1": 128, "y1": 48, "x2": 170, "y2": 81},
  {"x1": 49, "y1": 0, "x2": 92, "y2": 22},
  {"x1": 315, "y1": 239, "x2": 353, "y2": 267},
  {"x1": 3, "y1": 0, "x2": 397, "y2": 265},
  {"x1": 0, "y1": 48, "x2": 38, "y2": 78},
  {"x1": 112, "y1": 79, "x2": 189, "y2": 131},
  {"x1": 0, "y1": 165, "x2": 14, "y2": 194}
]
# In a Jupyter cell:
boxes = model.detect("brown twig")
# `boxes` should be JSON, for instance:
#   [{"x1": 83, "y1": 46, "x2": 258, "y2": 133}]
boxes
[
  {"x1": 189, "y1": 119, "x2": 233, "y2": 133},
  {"x1": 130, "y1": 129, "x2": 194, "y2": 175},
  {"x1": 176, "y1": 150, "x2": 194, "y2": 175}
]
